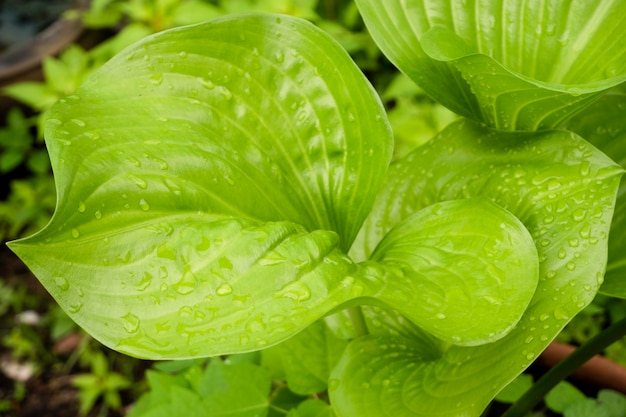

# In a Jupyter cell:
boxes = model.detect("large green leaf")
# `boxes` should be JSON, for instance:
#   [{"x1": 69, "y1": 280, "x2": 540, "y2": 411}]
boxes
[
  {"x1": 355, "y1": 0, "x2": 626, "y2": 130},
  {"x1": 336, "y1": 119, "x2": 623, "y2": 417},
  {"x1": 360, "y1": 198, "x2": 539, "y2": 346},
  {"x1": 8, "y1": 13, "x2": 392, "y2": 358},
  {"x1": 566, "y1": 84, "x2": 626, "y2": 298}
]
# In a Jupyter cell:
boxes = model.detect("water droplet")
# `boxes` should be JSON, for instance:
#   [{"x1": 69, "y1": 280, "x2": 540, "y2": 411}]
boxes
[
  {"x1": 553, "y1": 306, "x2": 569, "y2": 320},
  {"x1": 135, "y1": 272, "x2": 153, "y2": 291},
  {"x1": 71, "y1": 228, "x2": 80, "y2": 238},
  {"x1": 149, "y1": 73, "x2": 163, "y2": 86},
  {"x1": 94, "y1": 210, "x2": 102, "y2": 219},
  {"x1": 121, "y1": 313, "x2": 141, "y2": 334},
  {"x1": 539, "y1": 314, "x2": 550, "y2": 321},
  {"x1": 53, "y1": 276, "x2": 70, "y2": 291},
  {"x1": 216, "y1": 283, "x2": 233, "y2": 296},
  {"x1": 436, "y1": 313, "x2": 446, "y2": 320},
  {"x1": 68, "y1": 301, "x2": 84, "y2": 314},
  {"x1": 139, "y1": 198, "x2": 150, "y2": 211},
  {"x1": 71, "y1": 118, "x2": 86, "y2": 127},
  {"x1": 524, "y1": 336, "x2": 534, "y2": 344},
  {"x1": 222, "y1": 88, "x2": 233, "y2": 101},
  {"x1": 273, "y1": 281, "x2": 311, "y2": 302},
  {"x1": 566, "y1": 262, "x2": 576, "y2": 271},
  {"x1": 179, "y1": 51, "x2": 188, "y2": 58},
  {"x1": 128, "y1": 174, "x2": 147, "y2": 189},
  {"x1": 200, "y1": 78, "x2": 215, "y2": 89},
  {"x1": 178, "y1": 306, "x2": 193, "y2": 318},
  {"x1": 275, "y1": 51, "x2": 284, "y2": 63},
  {"x1": 77, "y1": 201, "x2": 86, "y2": 213}
]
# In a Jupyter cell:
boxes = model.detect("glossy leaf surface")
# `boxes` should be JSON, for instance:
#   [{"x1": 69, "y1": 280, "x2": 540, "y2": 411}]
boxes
[
  {"x1": 362, "y1": 198, "x2": 538, "y2": 345},
  {"x1": 337, "y1": 119, "x2": 622, "y2": 417},
  {"x1": 355, "y1": 0, "x2": 626, "y2": 130},
  {"x1": 8, "y1": 14, "x2": 392, "y2": 358},
  {"x1": 566, "y1": 84, "x2": 626, "y2": 298}
]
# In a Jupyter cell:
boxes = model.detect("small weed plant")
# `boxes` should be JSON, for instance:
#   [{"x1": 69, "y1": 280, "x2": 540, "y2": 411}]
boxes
[{"x1": 8, "y1": 1, "x2": 626, "y2": 416}]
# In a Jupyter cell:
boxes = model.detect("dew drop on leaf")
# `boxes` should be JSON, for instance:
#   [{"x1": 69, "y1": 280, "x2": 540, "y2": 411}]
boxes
[
  {"x1": 178, "y1": 306, "x2": 193, "y2": 317},
  {"x1": 121, "y1": 313, "x2": 141, "y2": 334},
  {"x1": 77, "y1": 201, "x2": 86, "y2": 213},
  {"x1": 139, "y1": 198, "x2": 150, "y2": 211},
  {"x1": 216, "y1": 283, "x2": 233, "y2": 296},
  {"x1": 53, "y1": 276, "x2": 69, "y2": 291},
  {"x1": 273, "y1": 281, "x2": 311, "y2": 302},
  {"x1": 71, "y1": 228, "x2": 80, "y2": 238},
  {"x1": 69, "y1": 301, "x2": 84, "y2": 314},
  {"x1": 128, "y1": 174, "x2": 148, "y2": 189}
]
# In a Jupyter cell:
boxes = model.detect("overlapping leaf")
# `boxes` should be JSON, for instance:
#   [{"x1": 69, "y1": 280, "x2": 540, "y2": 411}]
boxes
[
  {"x1": 335, "y1": 119, "x2": 623, "y2": 417},
  {"x1": 355, "y1": 0, "x2": 626, "y2": 130},
  {"x1": 566, "y1": 84, "x2": 626, "y2": 298},
  {"x1": 359, "y1": 198, "x2": 538, "y2": 345},
  {"x1": 8, "y1": 13, "x2": 392, "y2": 358}
]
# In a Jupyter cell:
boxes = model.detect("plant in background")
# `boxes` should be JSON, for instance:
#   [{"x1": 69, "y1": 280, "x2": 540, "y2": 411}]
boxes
[{"x1": 6, "y1": 2, "x2": 626, "y2": 417}]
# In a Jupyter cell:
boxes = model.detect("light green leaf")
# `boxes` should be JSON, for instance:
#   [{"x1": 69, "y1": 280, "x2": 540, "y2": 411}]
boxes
[
  {"x1": 339, "y1": 119, "x2": 622, "y2": 417},
  {"x1": 563, "y1": 399, "x2": 610, "y2": 417},
  {"x1": 287, "y1": 399, "x2": 336, "y2": 417},
  {"x1": 8, "y1": 13, "x2": 392, "y2": 359},
  {"x1": 597, "y1": 390, "x2": 626, "y2": 417},
  {"x1": 269, "y1": 319, "x2": 348, "y2": 395},
  {"x1": 565, "y1": 84, "x2": 626, "y2": 298},
  {"x1": 362, "y1": 198, "x2": 539, "y2": 345},
  {"x1": 2, "y1": 82, "x2": 59, "y2": 111},
  {"x1": 545, "y1": 381, "x2": 586, "y2": 413},
  {"x1": 201, "y1": 360, "x2": 271, "y2": 416},
  {"x1": 355, "y1": 0, "x2": 626, "y2": 130}
]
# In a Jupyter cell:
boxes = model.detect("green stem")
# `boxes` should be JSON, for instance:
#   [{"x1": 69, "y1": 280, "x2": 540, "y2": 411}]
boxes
[
  {"x1": 503, "y1": 316, "x2": 626, "y2": 417},
  {"x1": 348, "y1": 306, "x2": 369, "y2": 337}
]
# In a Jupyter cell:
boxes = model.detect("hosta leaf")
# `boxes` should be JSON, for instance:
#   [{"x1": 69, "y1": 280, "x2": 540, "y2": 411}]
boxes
[
  {"x1": 361, "y1": 198, "x2": 539, "y2": 345},
  {"x1": 339, "y1": 119, "x2": 622, "y2": 417},
  {"x1": 355, "y1": 0, "x2": 626, "y2": 130},
  {"x1": 7, "y1": 13, "x2": 392, "y2": 358},
  {"x1": 565, "y1": 84, "x2": 626, "y2": 298}
]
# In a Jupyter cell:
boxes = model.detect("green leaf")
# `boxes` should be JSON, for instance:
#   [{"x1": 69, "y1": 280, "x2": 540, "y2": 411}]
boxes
[
  {"x1": 338, "y1": 119, "x2": 622, "y2": 417},
  {"x1": 545, "y1": 381, "x2": 586, "y2": 413},
  {"x1": 597, "y1": 390, "x2": 626, "y2": 417},
  {"x1": 269, "y1": 319, "x2": 348, "y2": 395},
  {"x1": 564, "y1": 398, "x2": 611, "y2": 417},
  {"x1": 363, "y1": 198, "x2": 539, "y2": 345},
  {"x1": 2, "y1": 82, "x2": 59, "y2": 111},
  {"x1": 565, "y1": 84, "x2": 626, "y2": 298},
  {"x1": 200, "y1": 360, "x2": 272, "y2": 416},
  {"x1": 8, "y1": 14, "x2": 392, "y2": 359},
  {"x1": 355, "y1": 0, "x2": 626, "y2": 130},
  {"x1": 288, "y1": 399, "x2": 336, "y2": 417}
]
